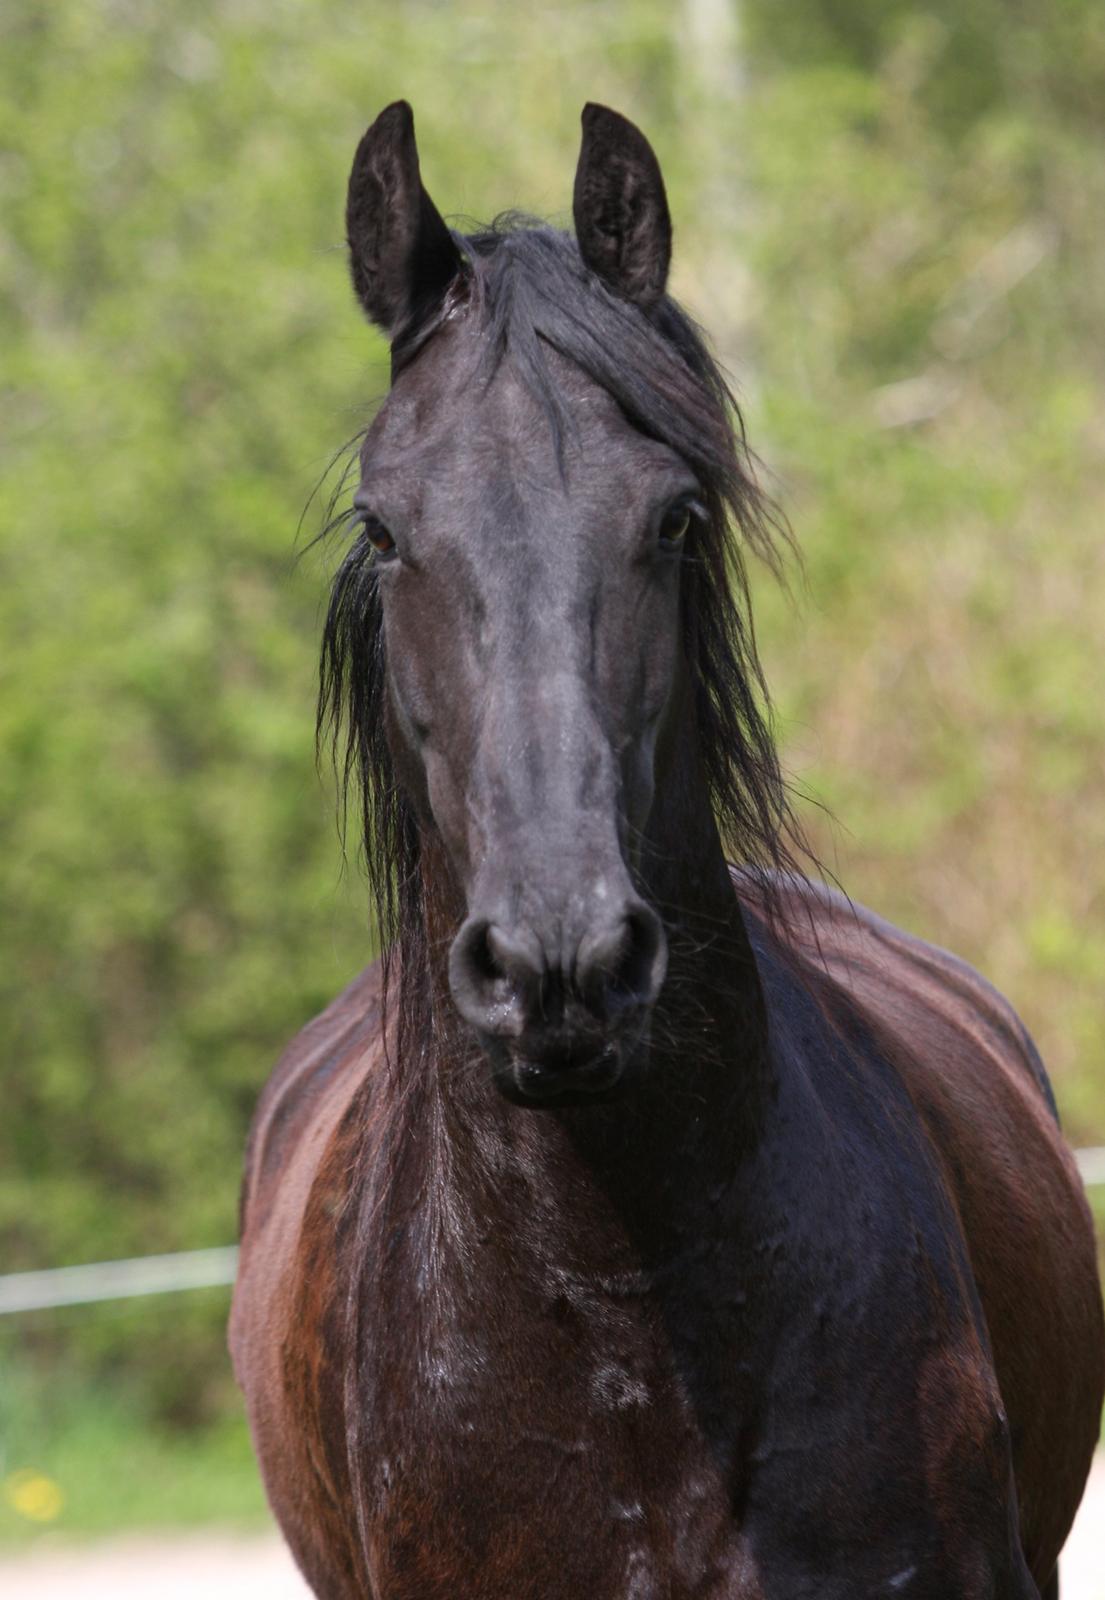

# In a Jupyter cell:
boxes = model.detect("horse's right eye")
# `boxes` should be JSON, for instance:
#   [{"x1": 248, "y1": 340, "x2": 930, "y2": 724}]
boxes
[{"x1": 363, "y1": 516, "x2": 396, "y2": 556}]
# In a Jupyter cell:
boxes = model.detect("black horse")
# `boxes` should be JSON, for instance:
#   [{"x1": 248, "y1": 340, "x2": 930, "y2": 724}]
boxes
[{"x1": 231, "y1": 102, "x2": 1103, "y2": 1598}]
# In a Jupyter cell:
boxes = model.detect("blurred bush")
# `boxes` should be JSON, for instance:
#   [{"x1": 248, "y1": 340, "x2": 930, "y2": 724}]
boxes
[{"x1": 1, "y1": 0, "x2": 1101, "y2": 1449}]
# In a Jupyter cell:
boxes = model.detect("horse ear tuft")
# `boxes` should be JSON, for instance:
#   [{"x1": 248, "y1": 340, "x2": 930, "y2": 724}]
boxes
[
  {"x1": 346, "y1": 101, "x2": 462, "y2": 339},
  {"x1": 572, "y1": 104, "x2": 672, "y2": 309}
]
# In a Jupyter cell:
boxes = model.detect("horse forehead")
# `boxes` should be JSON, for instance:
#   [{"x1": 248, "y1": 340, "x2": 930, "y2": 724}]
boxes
[
  {"x1": 482, "y1": 352, "x2": 649, "y2": 477},
  {"x1": 372, "y1": 340, "x2": 647, "y2": 499}
]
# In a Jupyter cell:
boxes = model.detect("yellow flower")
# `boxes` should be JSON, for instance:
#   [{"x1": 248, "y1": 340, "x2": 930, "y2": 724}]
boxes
[{"x1": 3, "y1": 1469, "x2": 64, "y2": 1522}]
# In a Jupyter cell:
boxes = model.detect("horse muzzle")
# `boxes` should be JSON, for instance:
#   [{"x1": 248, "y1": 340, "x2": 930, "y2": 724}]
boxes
[{"x1": 448, "y1": 899, "x2": 667, "y2": 1103}]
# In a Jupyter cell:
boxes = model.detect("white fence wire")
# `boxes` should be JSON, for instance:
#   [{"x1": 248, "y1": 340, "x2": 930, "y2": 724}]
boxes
[
  {"x1": 0, "y1": 1247, "x2": 239, "y2": 1316},
  {"x1": 0, "y1": 1151, "x2": 1102, "y2": 1316}
]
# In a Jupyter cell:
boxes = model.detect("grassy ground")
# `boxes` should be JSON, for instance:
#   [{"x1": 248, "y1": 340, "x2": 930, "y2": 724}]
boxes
[{"x1": 0, "y1": 1318, "x2": 266, "y2": 1548}]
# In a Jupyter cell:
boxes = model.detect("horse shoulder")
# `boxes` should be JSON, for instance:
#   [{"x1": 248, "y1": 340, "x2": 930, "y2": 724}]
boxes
[
  {"x1": 230, "y1": 962, "x2": 388, "y2": 1598},
  {"x1": 743, "y1": 874, "x2": 1104, "y2": 1584},
  {"x1": 236, "y1": 961, "x2": 384, "y2": 1241}
]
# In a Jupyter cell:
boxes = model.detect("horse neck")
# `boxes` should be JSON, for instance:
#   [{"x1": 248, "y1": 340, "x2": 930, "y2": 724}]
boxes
[{"x1": 393, "y1": 722, "x2": 774, "y2": 1261}]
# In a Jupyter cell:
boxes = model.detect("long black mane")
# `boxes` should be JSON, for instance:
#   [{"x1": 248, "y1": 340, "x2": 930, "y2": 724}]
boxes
[{"x1": 319, "y1": 219, "x2": 810, "y2": 1057}]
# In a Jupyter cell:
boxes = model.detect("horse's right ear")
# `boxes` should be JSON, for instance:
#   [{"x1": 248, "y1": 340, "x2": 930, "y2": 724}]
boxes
[{"x1": 346, "y1": 101, "x2": 462, "y2": 339}]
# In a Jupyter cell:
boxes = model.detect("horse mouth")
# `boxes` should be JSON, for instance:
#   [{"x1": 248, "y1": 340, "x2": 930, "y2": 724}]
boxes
[
  {"x1": 487, "y1": 1016, "x2": 652, "y2": 1107},
  {"x1": 511, "y1": 1044, "x2": 624, "y2": 1102}
]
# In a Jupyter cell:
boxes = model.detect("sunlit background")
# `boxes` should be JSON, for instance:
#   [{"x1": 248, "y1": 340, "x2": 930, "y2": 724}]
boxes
[{"x1": 2, "y1": 0, "x2": 1102, "y2": 1590}]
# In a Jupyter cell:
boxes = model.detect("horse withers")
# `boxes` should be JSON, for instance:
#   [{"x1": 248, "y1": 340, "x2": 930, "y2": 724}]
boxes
[{"x1": 230, "y1": 102, "x2": 1104, "y2": 1598}]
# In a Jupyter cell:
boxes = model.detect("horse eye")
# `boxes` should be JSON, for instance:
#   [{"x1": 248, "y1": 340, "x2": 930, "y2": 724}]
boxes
[
  {"x1": 362, "y1": 516, "x2": 396, "y2": 556},
  {"x1": 658, "y1": 503, "x2": 693, "y2": 547}
]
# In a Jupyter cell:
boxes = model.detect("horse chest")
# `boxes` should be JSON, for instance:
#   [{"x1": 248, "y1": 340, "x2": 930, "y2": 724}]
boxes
[
  {"x1": 362, "y1": 1371, "x2": 760, "y2": 1599},
  {"x1": 339, "y1": 1186, "x2": 1025, "y2": 1600},
  {"x1": 347, "y1": 1247, "x2": 765, "y2": 1597}
]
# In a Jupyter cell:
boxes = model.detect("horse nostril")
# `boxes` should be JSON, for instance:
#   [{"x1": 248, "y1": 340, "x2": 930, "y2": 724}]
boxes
[
  {"x1": 450, "y1": 905, "x2": 665, "y2": 1043},
  {"x1": 448, "y1": 916, "x2": 542, "y2": 1037},
  {"x1": 578, "y1": 903, "x2": 667, "y2": 1017},
  {"x1": 485, "y1": 923, "x2": 545, "y2": 988},
  {"x1": 618, "y1": 906, "x2": 667, "y2": 1005},
  {"x1": 468, "y1": 922, "x2": 505, "y2": 985},
  {"x1": 449, "y1": 917, "x2": 497, "y2": 1027}
]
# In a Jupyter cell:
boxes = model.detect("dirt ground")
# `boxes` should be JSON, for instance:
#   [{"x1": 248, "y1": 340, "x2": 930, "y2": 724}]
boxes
[{"x1": 1, "y1": 1453, "x2": 1101, "y2": 1598}]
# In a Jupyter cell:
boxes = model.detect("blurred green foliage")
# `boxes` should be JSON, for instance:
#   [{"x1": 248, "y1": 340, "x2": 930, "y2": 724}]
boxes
[
  {"x1": 1, "y1": 0, "x2": 1102, "y2": 1511},
  {"x1": 0, "y1": 1297, "x2": 267, "y2": 1544}
]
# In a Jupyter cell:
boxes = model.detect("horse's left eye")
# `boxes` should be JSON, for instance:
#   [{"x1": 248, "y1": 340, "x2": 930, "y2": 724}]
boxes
[{"x1": 658, "y1": 502, "x2": 693, "y2": 547}]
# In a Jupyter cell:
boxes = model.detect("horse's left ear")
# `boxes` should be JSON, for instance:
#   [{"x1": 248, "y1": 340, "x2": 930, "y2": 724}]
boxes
[
  {"x1": 572, "y1": 103, "x2": 672, "y2": 309},
  {"x1": 346, "y1": 100, "x2": 462, "y2": 339}
]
